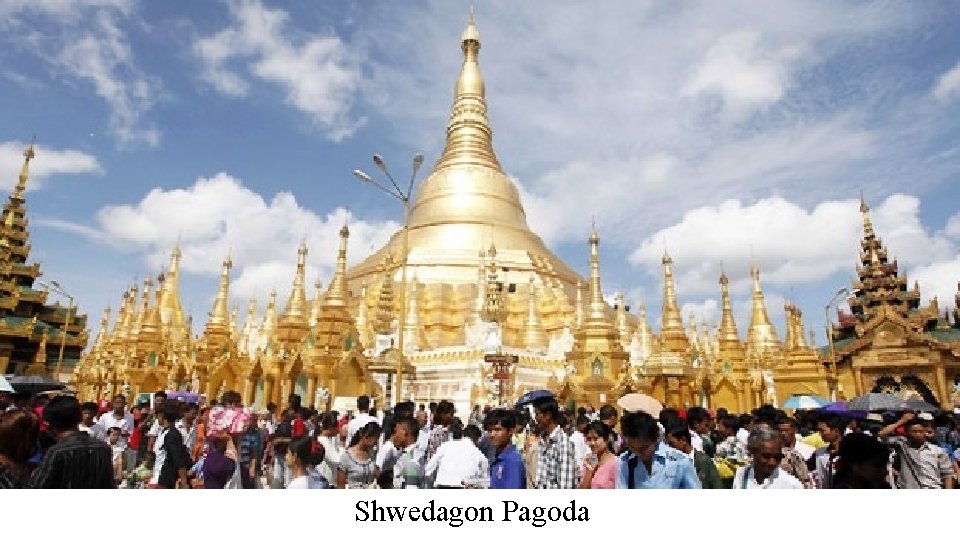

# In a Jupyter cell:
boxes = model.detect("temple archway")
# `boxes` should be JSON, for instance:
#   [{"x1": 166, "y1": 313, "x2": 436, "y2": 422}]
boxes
[
  {"x1": 710, "y1": 377, "x2": 740, "y2": 413},
  {"x1": 333, "y1": 352, "x2": 367, "y2": 398},
  {"x1": 871, "y1": 374, "x2": 939, "y2": 407}
]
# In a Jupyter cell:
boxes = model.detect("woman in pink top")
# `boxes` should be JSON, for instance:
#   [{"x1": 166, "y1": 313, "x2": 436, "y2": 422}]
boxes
[{"x1": 578, "y1": 420, "x2": 618, "y2": 489}]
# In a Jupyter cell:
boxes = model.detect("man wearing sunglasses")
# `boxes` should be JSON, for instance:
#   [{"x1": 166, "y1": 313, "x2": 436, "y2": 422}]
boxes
[{"x1": 733, "y1": 426, "x2": 803, "y2": 489}]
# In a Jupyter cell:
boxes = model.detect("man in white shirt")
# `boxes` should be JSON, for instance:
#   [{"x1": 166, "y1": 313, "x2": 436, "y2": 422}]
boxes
[
  {"x1": 424, "y1": 420, "x2": 488, "y2": 488},
  {"x1": 175, "y1": 402, "x2": 199, "y2": 455},
  {"x1": 569, "y1": 415, "x2": 589, "y2": 476},
  {"x1": 80, "y1": 401, "x2": 105, "y2": 441},
  {"x1": 412, "y1": 409, "x2": 431, "y2": 464},
  {"x1": 346, "y1": 395, "x2": 380, "y2": 445},
  {"x1": 733, "y1": 426, "x2": 803, "y2": 489},
  {"x1": 97, "y1": 394, "x2": 134, "y2": 447},
  {"x1": 146, "y1": 391, "x2": 167, "y2": 451}
]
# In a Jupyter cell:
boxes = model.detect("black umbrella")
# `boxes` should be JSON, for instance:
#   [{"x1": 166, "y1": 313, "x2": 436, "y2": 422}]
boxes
[
  {"x1": 848, "y1": 392, "x2": 907, "y2": 411},
  {"x1": 903, "y1": 400, "x2": 939, "y2": 413},
  {"x1": 516, "y1": 389, "x2": 555, "y2": 408},
  {"x1": 8, "y1": 375, "x2": 66, "y2": 395}
]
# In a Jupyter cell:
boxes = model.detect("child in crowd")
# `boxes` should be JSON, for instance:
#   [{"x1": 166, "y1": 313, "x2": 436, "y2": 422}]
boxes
[
  {"x1": 106, "y1": 427, "x2": 125, "y2": 485},
  {"x1": 126, "y1": 451, "x2": 155, "y2": 489}
]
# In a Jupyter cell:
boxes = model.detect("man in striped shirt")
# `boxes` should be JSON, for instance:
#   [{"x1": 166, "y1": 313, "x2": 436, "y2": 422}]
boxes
[
  {"x1": 533, "y1": 397, "x2": 577, "y2": 489},
  {"x1": 31, "y1": 396, "x2": 115, "y2": 489}
]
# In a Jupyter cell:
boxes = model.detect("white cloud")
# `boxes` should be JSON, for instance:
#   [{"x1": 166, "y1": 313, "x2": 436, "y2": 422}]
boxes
[
  {"x1": 932, "y1": 60, "x2": 960, "y2": 102},
  {"x1": 912, "y1": 257, "x2": 960, "y2": 310},
  {"x1": 91, "y1": 172, "x2": 398, "y2": 306},
  {"x1": 194, "y1": 0, "x2": 364, "y2": 141},
  {"x1": 629, "y1": 194, "x2": 954, "y2": 295},
  {"x1": 0, "y1": 1, "x2": 159, "y2": 147},
  {"x1": 0, "y1": 141, "x2": 102, "y2": 191},
  {"x1": 682, "y1": 30, "x2": 804, "y2": 117},
  {"x1": 366, "y1": 1, "x2": 937, "y2": 253}
]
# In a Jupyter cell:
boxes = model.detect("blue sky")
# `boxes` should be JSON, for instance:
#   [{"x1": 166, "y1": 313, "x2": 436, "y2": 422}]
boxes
[{"x1": 1, "y1": 0, "x2": 959, "y2": 344}]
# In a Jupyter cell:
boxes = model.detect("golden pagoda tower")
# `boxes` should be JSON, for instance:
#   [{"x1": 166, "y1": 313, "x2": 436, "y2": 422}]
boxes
[
  {"x1": 560, "y1": 226, "x2": 629, "y2": 407},
  {"x1": 277, "y1": 243, "x2": 311, "y2": 350},
  {"x1": 658, "y1": 250, "x2": 690, "y2": 353},
  {"x1": 745, "y1": 265, "x2": 782, "y2": 365},
  {"x1": 0, "y1": 142, "x2": 89, "y2": 377},
  {"x1": 346, "y1": 12, "x2": 581, "y2": 297}
]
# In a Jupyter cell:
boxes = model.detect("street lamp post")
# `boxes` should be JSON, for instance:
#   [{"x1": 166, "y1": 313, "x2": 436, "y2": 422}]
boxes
[
  {"x1": 824, "y1": 287, "x2": 850, "y2": 400},
  {"x1": 353, "y1": 153, "x2": 424, "y2": 407},
  {"x1": 39, "y1": 280, "x2": 74, "y2": 382}
]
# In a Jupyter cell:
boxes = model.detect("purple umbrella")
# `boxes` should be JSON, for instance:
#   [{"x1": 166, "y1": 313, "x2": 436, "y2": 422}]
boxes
[{"x1": 819, "y1": 401, "x2": 868, "y2": 419}]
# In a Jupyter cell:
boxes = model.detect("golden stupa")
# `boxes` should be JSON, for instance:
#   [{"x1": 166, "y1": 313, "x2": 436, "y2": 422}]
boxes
[
  {"x1": 67, "y1": 14, "x2": 960, "y2": 412},
  {"x1": 348, "y1": 14, "x2": 581, "y2": 290}
]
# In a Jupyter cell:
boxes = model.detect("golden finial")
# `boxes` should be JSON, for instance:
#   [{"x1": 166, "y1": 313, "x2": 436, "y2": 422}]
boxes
[
  {"x1": 13, "y1": 136, "x2": 36, "y2": 200},
  {"x1": 462, "y1": 7, "x2": 479, "y2": 44}
]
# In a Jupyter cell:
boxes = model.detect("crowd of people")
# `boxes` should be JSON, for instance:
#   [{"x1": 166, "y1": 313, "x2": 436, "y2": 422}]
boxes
[{"x1": 0, "y1": 389, "x2": 957, "y2": 489}]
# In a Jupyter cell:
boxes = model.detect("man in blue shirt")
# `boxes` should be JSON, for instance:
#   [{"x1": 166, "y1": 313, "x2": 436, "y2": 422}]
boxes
[
  {"x1": 487, "y1": 408, "x2": 526, "y2": 489},
  {"x1": 617, "y1": 411, "x2": 701, "y2": 489}
]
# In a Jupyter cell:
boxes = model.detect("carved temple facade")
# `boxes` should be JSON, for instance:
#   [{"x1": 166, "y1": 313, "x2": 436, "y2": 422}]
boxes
[{"x1": 69, "y1": 16, "x2": 960, "y2": 413}]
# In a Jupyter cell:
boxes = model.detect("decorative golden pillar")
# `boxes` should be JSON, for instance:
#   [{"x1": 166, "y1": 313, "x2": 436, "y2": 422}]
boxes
[
  {"x1": 933, "y1": 366, "x2": 949, "y2": 407},
  {"x1": 262, "y1": 378, "x2": 275, "y2": 408},
  {"x1": 306, "y1": 376, "x2": 317, "y2": 409},
  {"x1": 242, "y1": 378, "x2": 255, "y2": 406},
  {"x1": 853, "y1": 367, "x2": 864, "y2": 396}
]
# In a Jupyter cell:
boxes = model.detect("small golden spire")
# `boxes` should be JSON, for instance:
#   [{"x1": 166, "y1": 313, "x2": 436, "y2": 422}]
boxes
[
  {"x1": 238, "y1": 297, "x2": 258, "y2": 354},
  {"x1": 522, "y1": 276, "x2": 547, "y2": 351},
  {"x1": 325, "y1": 225, "x2": 349, "y2": 307},
  {"x1": 480, "y1": 244, "x2": 506, "y2": 323},
  {"x1": 634, "y1": 302, "x2": 656, "y2": 360},
  {"x1": 434, "y1": 10, "x2": 501, "y2": 172},
  {"x1": 206, "y1": 255, "x2": 232, "y2": 331},
  {"x1": 860, "y1": 193, "x2": 875, "y2": 238},
  {"x1": 12, "y1": 137, "x2": 36, "y2": 201},
  {"x1": 746, "y1": 265, "x2": 781, "y2": 358},
  {"x1": 159, "y1": 243, "x2": 186, "y2": 336},
  {"x1": 282, "y1": 242, "x2": 309, "y2": 323},
  {"x1": 586, "y1": 226, "x2": 609, "y2": 325},
  {"x1": 660, "y1": 249, "x2": 684, "y2": 333},
  {"x1": 94, "y1": 305, "x2": 111, "y2": 350},
  {"x1": 717, "y1": 271, "x2": 740, "y2": 345},
  {"x1": 374, "y1": 264, "x2": 397, "y2": 335},
  {"x1": 260, "y1": 289, "x2": 278, "y2": 338}
]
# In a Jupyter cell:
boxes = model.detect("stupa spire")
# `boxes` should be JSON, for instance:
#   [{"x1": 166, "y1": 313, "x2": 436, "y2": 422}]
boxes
[
  {"x1": 660, "y1": 250, "x2": 684, "y2": 332},
  {"x1": 260, "y1": 289, "x2": 278, "y2": 339},
  {"x1": 324, "y1": 225, "x2": 349, "y2": 307},
  {"x1": 434, "y1": 10, "x2": 501, "y2": 172},
  {"x1": 633, "y1": 302, "x2": 656, "y2": 361},
  {"x1": 282, "y1": 243, "x2": 309, "y2": 322},
  {"x1": 159, "y1": 244, "x2": 186, "y2": 336},
  {"x1": 206, "y1": 255, "x2": 232, "y2": 331},
  {"x1": 522, "y1": 276, "x2": 547, "y2": 351},
  {"x1": 94, "y1": 306, "x2": 111, "y2": 350},
  {"x1": 746, "y1": 265, "x2": 781, "y2": 357},
  {"x1": 374, "y1": 256, "x2": 397, "y2": 335},
  {"x1": 717, "y1": 271, "x2": 740, "y2": 345},
  {"x1": 12, "y1": 139, "x2": 35, "y2": 202},
  {"x1": 585, "y1": 226, "x2": 609, "y2": 325}
]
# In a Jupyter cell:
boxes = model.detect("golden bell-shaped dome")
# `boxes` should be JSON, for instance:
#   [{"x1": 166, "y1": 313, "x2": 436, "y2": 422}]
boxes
[{"x1": 348, "y1": 13, "x2": 581, "y2": 290}]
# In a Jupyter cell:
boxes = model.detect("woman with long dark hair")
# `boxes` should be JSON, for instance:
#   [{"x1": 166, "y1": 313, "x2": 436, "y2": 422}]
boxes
[
  {"x1": 0, "y1": 409, "x2": 40, "y2": 488},
  {"x1": 286, "y1": 437, "x2": 327, "y2": 489},
  {"x1": 336, "y1": 422, "x2": 380, "y2": 488},
  {"x1": 579, "y1": 420, "x2": 617, "y2": 489}
]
